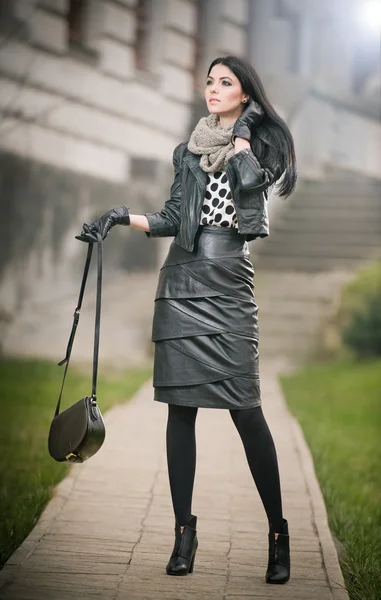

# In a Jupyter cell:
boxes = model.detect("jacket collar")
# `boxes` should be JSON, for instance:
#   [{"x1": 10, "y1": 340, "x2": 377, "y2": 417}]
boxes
[{"x1": 183, "y1": 150, "x2": 208, "y2": 191}]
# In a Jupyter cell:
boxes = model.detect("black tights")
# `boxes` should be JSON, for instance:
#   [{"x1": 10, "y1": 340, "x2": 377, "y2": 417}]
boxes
[{"x1": 166, "y1": 404, "x2": 284, "y2": 532}]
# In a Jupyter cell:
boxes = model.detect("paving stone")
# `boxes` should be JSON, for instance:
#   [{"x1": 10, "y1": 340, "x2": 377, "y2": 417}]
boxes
[
  {"x1": 48, "y1": 520, "x2": 142, "y2": 540},
  {"x1": 0, "y1": 588, "x2": 115, "y2": 600},
  {"x1": 227, "y1": 577, "x2": 334, "y2": 598},
  {"x1": 116, "y1": 586, "x2": 224, "y2": 600},
  {"x1": 0, "y1": 364, "x2": 348, "y2": 600},
  {"x1": 36, "y1": 534, "x2": 135, "y2": 553},
  {"x1": 226, "y1": 592, "x2": 332, "y2": 600},
  {"x1": 21, "y1": 554, "x2": 129, "y2": 575},
  {"x1": 0, "y1": 572, "x2": 118, "y2": 595}
]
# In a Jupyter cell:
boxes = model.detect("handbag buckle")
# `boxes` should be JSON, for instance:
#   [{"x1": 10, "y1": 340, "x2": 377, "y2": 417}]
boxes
[{"x1": 65, "y1": 452, "x2": 78, "y2": 460}]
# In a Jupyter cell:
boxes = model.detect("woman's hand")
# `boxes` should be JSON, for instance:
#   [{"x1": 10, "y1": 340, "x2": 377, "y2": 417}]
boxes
[
  {"x1": 232, "y1": 98, "x2": 264, "y2": 143},
  {"x1": 76, "y1": 206, "x2": 130, "y2": 243}
]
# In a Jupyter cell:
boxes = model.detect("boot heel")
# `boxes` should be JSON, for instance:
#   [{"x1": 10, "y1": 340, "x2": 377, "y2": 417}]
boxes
[{"x1": 189, "y1": 549, "x2": 197, "y2": 573}]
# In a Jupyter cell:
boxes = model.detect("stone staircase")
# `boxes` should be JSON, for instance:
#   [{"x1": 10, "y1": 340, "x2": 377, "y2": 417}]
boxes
[
  {"x1": 251, "y1": 168, "x2": 381, "y2": 367},
  {"x1": 2, "y1": 168, "x2": 380, "y2": 371},
  {"x1": 257, "y1": 168, "x2": 381, "y2": 272}
]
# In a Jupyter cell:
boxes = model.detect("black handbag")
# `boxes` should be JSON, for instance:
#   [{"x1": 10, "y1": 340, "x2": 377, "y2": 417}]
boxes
[{"x1": 48, "y1": 233, "x2": 106, "y2": 463}]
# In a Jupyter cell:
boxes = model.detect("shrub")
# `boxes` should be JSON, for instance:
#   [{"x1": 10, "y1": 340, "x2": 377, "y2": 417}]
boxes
[{"x1": 342, "y1": 293, "x2": 381, "y2": 358}]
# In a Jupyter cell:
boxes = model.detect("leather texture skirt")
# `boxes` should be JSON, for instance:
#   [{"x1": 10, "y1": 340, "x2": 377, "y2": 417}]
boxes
[{"x1": 152, "y1": 225, "x2": 261, "y2": 410}]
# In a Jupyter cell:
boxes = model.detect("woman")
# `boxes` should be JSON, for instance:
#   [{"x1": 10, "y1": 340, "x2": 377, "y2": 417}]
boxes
[{"x1": 77, "y1": 55, "x2": 297, "y2": 584}]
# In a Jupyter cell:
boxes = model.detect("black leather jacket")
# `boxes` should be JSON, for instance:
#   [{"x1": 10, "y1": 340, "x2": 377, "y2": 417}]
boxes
[{"x1": 145, "y1": 142, "x2": 279, "y2": 252}]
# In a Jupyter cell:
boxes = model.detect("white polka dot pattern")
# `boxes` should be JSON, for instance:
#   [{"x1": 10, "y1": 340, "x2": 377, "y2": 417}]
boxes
[{"x1": 200, "y1": 171, "x2": 238, "y2": 229}]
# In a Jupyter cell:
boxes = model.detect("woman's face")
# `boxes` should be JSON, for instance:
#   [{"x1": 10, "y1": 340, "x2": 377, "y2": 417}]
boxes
[{"x1": 205, "y1": 63, "x2": 248, "y2": 121}]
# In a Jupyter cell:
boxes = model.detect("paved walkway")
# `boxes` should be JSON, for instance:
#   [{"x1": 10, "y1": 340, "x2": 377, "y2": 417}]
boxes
[{"x1": 0, "y1": 363, "x2": 348, "y2": 600}]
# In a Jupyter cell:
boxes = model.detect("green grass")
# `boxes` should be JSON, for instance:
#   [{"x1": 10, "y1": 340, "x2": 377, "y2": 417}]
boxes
[
  {"x1": 0, "y1": 358, "x2": 152, "y2": 568},
  {"x1": 280, "y1": 358, "x2": 381, "y2": 600}
]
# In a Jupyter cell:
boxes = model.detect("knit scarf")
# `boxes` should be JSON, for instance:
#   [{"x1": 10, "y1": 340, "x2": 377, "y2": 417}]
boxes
[{"x1": 188, "y1": 114, "x2": 235, "y2": 173}]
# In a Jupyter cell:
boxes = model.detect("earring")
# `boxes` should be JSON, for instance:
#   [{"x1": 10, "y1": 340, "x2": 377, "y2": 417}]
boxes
[{"x1": 243, "y1": 98, "x2": 248, "y2": 104}]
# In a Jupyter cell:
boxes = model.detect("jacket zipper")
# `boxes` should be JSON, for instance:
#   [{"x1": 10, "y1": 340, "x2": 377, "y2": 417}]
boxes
[
  {"x1": 225, "y1": 163, "x2": 242, "y2": 233},
  {"x1": 181, "y1": 166, "x2": 192, "y2": 250}
]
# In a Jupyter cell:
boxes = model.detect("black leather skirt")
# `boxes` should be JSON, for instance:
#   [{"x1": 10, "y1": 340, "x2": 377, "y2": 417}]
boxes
[{"x1": 152, "y1": 225, "x2": 261, "y2": 409}]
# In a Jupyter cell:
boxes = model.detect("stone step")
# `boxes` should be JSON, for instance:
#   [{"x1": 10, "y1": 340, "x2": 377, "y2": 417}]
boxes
[
  {"x1": 276, "y1": 211, "x2": 380, "y2": 229},
  {"x1": 256, "y1": 296, "x2": 330, "y2": 314},
  {"x1": 296, "y1": 179, "x2": 381, "y2": 194},
  {"x1": 258, "y1": 318, "x2": 323, "y2": 339},
  {"x1": 256, "y1": 253, "x2": 371, "y2": 271},
  {"x1": 271, "y1": 218, "x2": 381, "y2": 234},
  {"x1": 290, "y1": 200, "x2": 380, "y2": 214},
  {"x1": 294, "y1": 202, "x2": 377, "y2": 215},
  {"x1": 289, "y1": 197, "x2": 381, "y2": 211},
  {"x1": 258, "y1": 306, "x2": 328, "y2": 325},
  {"x1": 300, "y1": 185, "x2": 381, "y2": 201},
  {"x1": 262, "y1": 232, "x2": 381, "y2": 249},
  {"x1": 256, "y1": 301, "x2": 332, "y2": 339},
  {"x1": 253, "y1": 269, "x2": 352, "y2": 296},
  {"x1": 324, "y1": 166, "x2": 380, "y2": 182},
  {"x1": 252, "y1": 270, "x2": 350, "y2": 359},
  {"x1": 258, "y1": 333, "x2": 320, "y2": 358},
  {"x1": 259, "y1": 240, "x2": 379, "y2": 260},
  {"x1": 291, "y1": 184, "x2": 381, "y2": 200}
]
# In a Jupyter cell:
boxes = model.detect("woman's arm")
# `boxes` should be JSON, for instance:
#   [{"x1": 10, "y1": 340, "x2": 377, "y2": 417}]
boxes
[
  {"x1": 143, "y1": 142, "x2": 187, "y2": 238},
  {"x1": 76, "y1": 143, "x2": 186, "y2": 243},
  {"x1": 128, "y1": 214, "x2": 150, "y2": 232},
  {"x1": 230, "y1": 137, "x2": 280, "y2": 194},
  {"x1": 109, "y1": 141, "x2": 186, "y2": 236},
  {"x1": 234, "y1": 137, "x2": 251, "y2": 153}
]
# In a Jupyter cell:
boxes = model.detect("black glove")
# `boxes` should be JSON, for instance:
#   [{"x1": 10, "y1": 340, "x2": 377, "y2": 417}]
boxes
[
  {"x1": 232, "y1": 98, "x2": 264, "y2": 142},
  {"x1": 76, "y1": 206, "x2": 130, "y2": 243}
]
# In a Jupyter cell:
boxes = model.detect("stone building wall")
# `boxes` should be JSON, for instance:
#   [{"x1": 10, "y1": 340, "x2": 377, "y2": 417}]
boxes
[
  {"x1": 0, "y1": 0, "x2": 254, "y2": 359},
  {"x1": 0, "y1": 0, "x2": 380, "y2": 362}
]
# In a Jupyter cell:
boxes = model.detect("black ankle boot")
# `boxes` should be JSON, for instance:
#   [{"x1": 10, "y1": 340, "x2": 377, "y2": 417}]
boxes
[
  {"x1": 265, "y1": 518, "x2": 290, "y2": 584},
  {"x1": 166, "y1": 515, "x2": 198, "y2": 576}
]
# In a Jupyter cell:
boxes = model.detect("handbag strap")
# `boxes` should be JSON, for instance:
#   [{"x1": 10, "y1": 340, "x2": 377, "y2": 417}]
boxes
[{"x1": 55, "y1": 233, "x2": 103, "y2": 417}]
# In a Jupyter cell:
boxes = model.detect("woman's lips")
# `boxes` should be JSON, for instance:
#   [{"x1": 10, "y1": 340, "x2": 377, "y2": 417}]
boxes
[{"x1": 209, "y1": 98, "x2": 220, "y2": 103}]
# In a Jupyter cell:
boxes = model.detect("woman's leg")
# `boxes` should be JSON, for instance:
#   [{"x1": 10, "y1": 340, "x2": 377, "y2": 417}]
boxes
[
  {"x1": 166, "y1": 404, "x2": 198, "y2": 526},
  {"x1": 230, "y1": 406, "x2": 284, "y2": 532}
]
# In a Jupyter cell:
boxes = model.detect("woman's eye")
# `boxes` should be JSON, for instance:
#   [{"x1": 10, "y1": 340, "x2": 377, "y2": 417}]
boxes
[{"x1": 206, "y1": 80, "x2": 231, "y2": 86}]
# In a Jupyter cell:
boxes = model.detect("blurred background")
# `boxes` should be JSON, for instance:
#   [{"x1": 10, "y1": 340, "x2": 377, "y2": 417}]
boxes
[
  {"x1": 0, "y1": 0, "x2": 380, "y2": 368},
  {"x1": 0, "y1": 3, "x2": 380, "y2": 592}
]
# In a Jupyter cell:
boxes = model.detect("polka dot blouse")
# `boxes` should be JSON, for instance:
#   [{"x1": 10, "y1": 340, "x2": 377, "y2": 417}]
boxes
[{"x1": 200, "y1": 171, "x2": 238, "y2": 229}]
